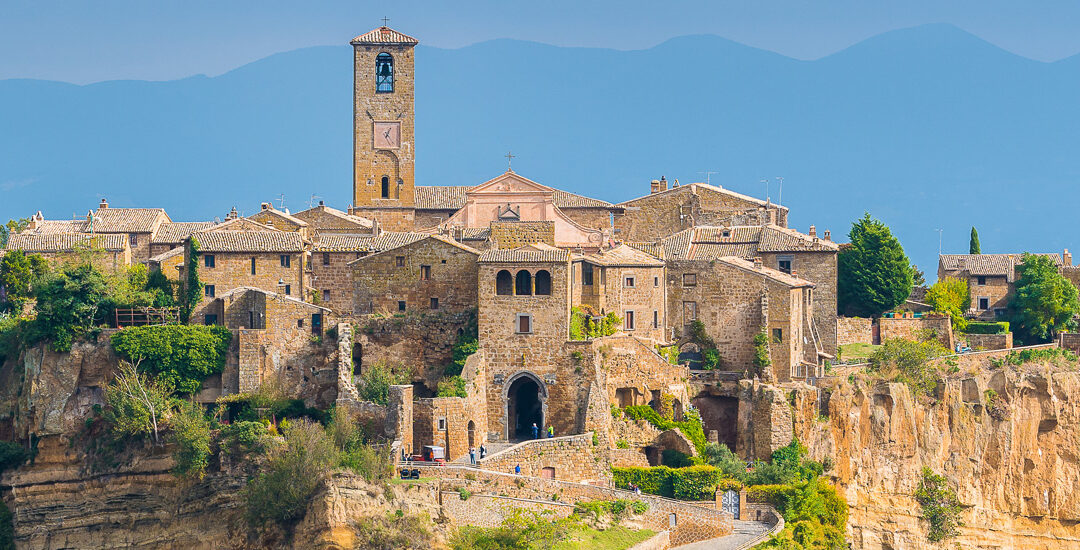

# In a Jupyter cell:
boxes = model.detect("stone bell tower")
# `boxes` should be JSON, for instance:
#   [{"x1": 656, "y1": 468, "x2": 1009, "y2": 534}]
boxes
[{"x1": 350, "y1": 25, "x2": 418, "y2": 230}]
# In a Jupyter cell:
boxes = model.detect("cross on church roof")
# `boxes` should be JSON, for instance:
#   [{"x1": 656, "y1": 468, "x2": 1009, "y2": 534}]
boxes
[
  {"x1": 381, "y1": 17, "x2": 390, "y2": 25},
  {"x1": 505, "y1": 151, "x2": 515, "y2": 172}
]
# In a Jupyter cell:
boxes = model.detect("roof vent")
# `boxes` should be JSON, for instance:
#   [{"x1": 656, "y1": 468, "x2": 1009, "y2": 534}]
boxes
[
  {"x1": 650, "y1": 180, "x2": 662, "y2": 194},
  {"x1": 99, "y1": 198, "x2": 109, "y2": 209},
  {"x1": 808, "y1": 225, "x2": 816, "y2": 237},
  {"x1": 261, "y1": 202, "x2": 271, "y2": 211}
]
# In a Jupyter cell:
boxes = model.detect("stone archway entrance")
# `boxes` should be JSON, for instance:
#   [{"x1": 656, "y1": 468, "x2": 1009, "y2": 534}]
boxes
[{"x1": 504, "y1": 372, "x2": 546, "y2": 441}]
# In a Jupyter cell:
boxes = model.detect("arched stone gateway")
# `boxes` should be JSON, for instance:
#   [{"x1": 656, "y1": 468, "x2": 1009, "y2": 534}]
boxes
[{"x1": 503, "y1": 371, "x2": 548, "y2": 441}]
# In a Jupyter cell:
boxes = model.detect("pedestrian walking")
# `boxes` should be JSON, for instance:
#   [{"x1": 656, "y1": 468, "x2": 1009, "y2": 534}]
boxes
[
  {"x1": 469, "y1": 446, "x2": 476, "y2": 465},
  {"x1": 479, "y1": 444, "x2": 487, "y2": 459},
  {"x1": 531, "y1": 422, "x2": 539, "y2": 439},
  {"x1": 514, "y1": 464, "x2": 521, "y2": 475},
  {"x1": 547, "y1": 425, "x2": 554, "y2": 438}
]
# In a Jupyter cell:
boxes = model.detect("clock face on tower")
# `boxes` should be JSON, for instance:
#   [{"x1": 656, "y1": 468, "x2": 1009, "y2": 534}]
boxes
[{"x1": 373, "y1": 121, "x2": 401, "y2": 149}]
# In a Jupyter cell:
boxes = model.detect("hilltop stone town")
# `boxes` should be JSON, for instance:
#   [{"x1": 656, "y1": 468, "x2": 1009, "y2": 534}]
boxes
[{"x1": 3, "y1": 26, "x2": 1080, "y2": 550}]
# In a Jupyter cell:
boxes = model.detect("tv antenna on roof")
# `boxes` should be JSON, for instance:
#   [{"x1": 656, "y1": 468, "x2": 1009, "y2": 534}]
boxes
[
  {"x1": 775, "y1": 177, "x2": 784, "y2": 206},
  {"x1": 935, "y1": 228, "x2": 943, "y2": 255},
  {"x1": 277, "y1": 194, "x2": 287, "y2": 211},
  {"x1": 698, "y1": 171, "x2": 718, "y2": 185},
  {"x1": 309, "y1": 194, "x2": 321, "y2": 208},
  {"x1": 760, "y1": 178, "x2": 769, "y2": 202}
]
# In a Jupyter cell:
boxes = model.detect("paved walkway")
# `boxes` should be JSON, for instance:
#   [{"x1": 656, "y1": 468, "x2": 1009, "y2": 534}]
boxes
[{"x1": 672, "y1": 519, "x2": 772, "y2": 550}]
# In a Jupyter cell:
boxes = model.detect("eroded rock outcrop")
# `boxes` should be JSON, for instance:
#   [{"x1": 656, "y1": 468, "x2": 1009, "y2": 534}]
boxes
[{"x1": 793, "y1": 364, "x2": 1080, "y2": 549}]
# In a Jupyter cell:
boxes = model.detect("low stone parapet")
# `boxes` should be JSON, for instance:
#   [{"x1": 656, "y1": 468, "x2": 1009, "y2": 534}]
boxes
[
  {"x1": 964, "y1": 332, "x2": 1012, "y2": 351},
  {"x1": 478, "y1": 433, "x2": 609, "y2": 483}
]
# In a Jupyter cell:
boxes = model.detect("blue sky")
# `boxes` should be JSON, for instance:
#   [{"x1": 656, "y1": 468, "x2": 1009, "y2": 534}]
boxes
[{"x1": 3, "y1": 1, "x2": 1080, "y2": 83}]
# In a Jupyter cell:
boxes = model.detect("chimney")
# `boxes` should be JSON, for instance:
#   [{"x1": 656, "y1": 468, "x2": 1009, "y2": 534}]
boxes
[
  {"x1": 261, "y1": 202, "x2": 271, "y2": 211},
  {"x1": 318, "y1": 200, "x2": 325, "y2": 207},
  {"x1": 753, "y1": 257, "x2": 763, "y2": 268},
  {"x1": 86, "y1": 210, "x2": 94, "y2": 223},
  {"x1": 808, "y1": 225, "x2": 817, "y2": 238},
  {"x1": 650, "y1": 180, "x2": 661, "y2": 194},
  {"x1": 27, "y1": 211, "x2": 42, "y2": 230},
  {"x1": 226, "y1": 207, "x2": 239, "y2": 220},
  {"x1": 660, "y1": 176, "x2": 668, "y2": 192},
  {"x1": 791, "y1": 269, "x2": 798, "y2": 277},
  {"x1": 98, "y1": 198, "x2": 108, "y2": 209},
  {"x1": 1065, "y1": 248, "x2": 1073, "y2": 267},
  {"x1": 823, "y1": 230, "x2": 831, "y2": 242}
]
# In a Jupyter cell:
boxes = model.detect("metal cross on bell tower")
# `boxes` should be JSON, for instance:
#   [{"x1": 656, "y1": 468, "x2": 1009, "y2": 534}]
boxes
[{"x1": 505, "y1": 151, "x2": 515, "y2": 172}]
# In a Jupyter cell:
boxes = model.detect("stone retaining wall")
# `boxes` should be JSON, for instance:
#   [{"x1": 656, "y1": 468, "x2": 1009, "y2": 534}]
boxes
[
  {"x1": 1060, "y1": 333, "x2": 1080, "y2": 354},
  {"x1": 836, "y1": 316, "x2": 872, "y2": 346},
  {"x1": 439, "y1": 491, "x2": 575, "y2": 528},
  {"x1": 478, "y1": 433, "x2": 609, "y2": 483},
  {"x1": 878, "y1": 316, "x2": 953, "y2": 349},
  {"x1": 964, "y1": 332, "x2": 1012, "y2": 351},
  {"x1": 413, "y1": 464, "x2": 732, "y2": 546}
]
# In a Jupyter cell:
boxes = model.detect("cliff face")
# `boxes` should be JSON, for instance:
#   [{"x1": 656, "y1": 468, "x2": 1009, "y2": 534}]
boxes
[{"x1": 794, "y1": 364, "x2": 1080, "y2": 549}]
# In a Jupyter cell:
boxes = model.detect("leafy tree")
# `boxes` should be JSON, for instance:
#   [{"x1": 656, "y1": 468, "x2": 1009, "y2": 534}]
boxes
[
  {"x1": 145, "y1": 269, "x2": 175, "y2": 306},
  {"x1": 868, "y1": 338, "x2": 947, "y2": 397},
  {"x1": 1008, "y1": 253, "x2": 1080, "y2": 344},
  {"x1": 0, "y1": 441, "x2": 28, "y2": 474},
  {"x1": 925, "y1": 277, "x2": 970, "y2": 331},
  {"x1": 0, "y1": 250, "x2": 49, "y2": 313},
  {"x1": 30, "y1": 263, "x2": 108, "y2": 351},
  {"x1": 914, "y1": 467, "x2": 963, "y2": 542},
  {"x1": 969, "y1": 227, "x2": 981, "y2": 255},
  {"x1": 702, "y1": 443, "x2": 748, "y2": 481},
  {"x1": 180, "y1": 236, "x2": 203, "y2": 324},
  {"x1": 171, "y1": 400, "x2": 211, "y2": 479},
  {"x1": 110, "y1": 325, "x2": 232, "y2": 394},
  {"x1": 245, "y1": 419, "x2": 339, "y2": 527},
  {"x1": 0, "y1": 218, "x2": 30, "y2": 250},
  {"x1": 104, "y1": 361, "x2": 171, "y2": 445},
  {"x1": 838, "y1": 214, "x2": 913, "y2": 317},
  {"x1": 568, "y1": 307, "x2": 620, "y2": 340},
  {"x1": 911, "y1": 265, "x2": 926, "y2": 288}
]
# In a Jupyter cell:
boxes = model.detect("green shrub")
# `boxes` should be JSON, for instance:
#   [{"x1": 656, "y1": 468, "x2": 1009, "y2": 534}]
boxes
[
  {"x1": 569, "y1": 307, "x2": 620, "y2": 340},
  {"x1": 752, "y1": 330, "x2": 771, "y2": 376},
  {"x1": 356, "y1": 361, "x2": 412, "y2": 405},
  {"x1": 0, "y1": 499, "x2": 12, "y2": 550},
  {"x1": 623, "y1": 405, "x2": 708, "y2": 455},
  {"x1": 868, "y1": 338, "x2": 947, "y2": 397},
  {"x1": 964, "y1": 321, "x2": 1009, "y2": 334},
  {"x1": 437, "y1": 375, "x2": 468, "y2": 398},
  {"x1": 926, "y1": 277, "x2": 970, "y2": 331},
  {"x1": 171, "y1": 400, "x2": 211, "y2": 479},
  {"x1": 702, "y1": 443, "x2": 748, "y2": 481},
  {"x1": 0, "y1": 441, "x2": 28, "y2": 474},
  {"x1": 219, "y1": 421, "x2": 268, "y2": 456},
  {"x1": 352, "y1": 511, "x2": 435, "y2": 549},
  {"x1": 180, "y1": 236, "x2": 203, "y2": 324},
  {"x1": 671, "y1": 465, "x2": 723, "y2": 500},
  {"x1": 110, "y1": 325, "x2": 232, "y2": 394},
  {"x1": 631, "y1": 500, "x2": 649, "y2": 514},
  {"x1": 451, "y1": 509, "x2": 570, "y2": 550},
  {"x1": 458, "y1": 487, "x2": 472, "y2": 500},
  {"x1": 615, "y1": 439, "x2": 629, "y2": 449},
  {"x1": 612, "y1": 466, "x2": 675, "y2": 497},
  {"x1": 914, "y1": 467, "x2": 963, "y2": 543},
  {"x1": 1004, "y1": 347, "x2": 1078, "y2": 366},
  {"x1": 444, "y1": 313, "x2": 478, "y2": 376},
  {"x1": 245, "y1": 419, "x2": 339, "y2": 527},
  {"x1": 29, "y1": 263, "x2": 108, "y2": 352},
  {"x1": 655, "y1": 344, "x2": 679, "y2": 364}
]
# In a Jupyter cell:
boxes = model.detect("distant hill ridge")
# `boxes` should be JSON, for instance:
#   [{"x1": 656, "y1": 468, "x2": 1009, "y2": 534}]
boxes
[{"x1": 3, "y1": 23, "x2": 1079, "y2": 275}]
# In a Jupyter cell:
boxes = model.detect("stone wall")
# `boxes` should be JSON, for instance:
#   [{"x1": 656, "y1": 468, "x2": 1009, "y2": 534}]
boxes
[
  {"x1": 1060, "y1": 333, "x2": 1080, "y2": 354},
  {"x1": 967, "y1": 274, "x2": 1011, "y2": 320},
  {"x1": 311, "y1": 249, "x2": 366, "y2": 314},
  {"x1": 601, "y1": 264, "x2": 667, "y2": 342},
  {"x1": 439, "y1": 491, "x2": 575, "y2": 528},
  {"x1": 490, "y1": 221, "x2": 556, "y2": 249},
  {"x1": 478, "y1": 433, "x2": 609, "y2": 482},
  {"x1": 964, "y1": 332, "x2": 1013, "y2": 351},
  {"x1": 353, "y1": 310, "x2": 475, "y2": 389},
  {"x1": 613, "y1": 183, "x2": 787, "y2": 242},
  {"x1": 415, "y1": 465, "x2": 733, "y2": 546},
  {"x1": 836, "y1": 316, "x2": 872, "y2": 346},
  {"x1": 758, "y1": 250, "x2": 837, "y2": 357},
  {"x1": 191, "y1": 249, "x2": 306, "y2": 324},
  {"x1": 351, "y1": 236, "x2": 478, "y2": 316},
  {"x1": 878, "y1": 315, "x2": 953, "y2": 349}
]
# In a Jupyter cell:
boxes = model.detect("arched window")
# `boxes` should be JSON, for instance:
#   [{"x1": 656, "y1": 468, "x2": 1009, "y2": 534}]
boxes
[
  {"x1": 376, "y1": 53, "x2": 394, "y2": 93},
  {"x1": 515, "y1": 270, "x2": 532, "y2": 296},
  {"x1": 381, "y1": 176, "x2": 390, "y2": 198},
  {"x1": 496, "y1": 270, "x2": 513, "y2": 295},
  {"x1": 534, "y1": 270, "x2": 551, "y2": 295}
]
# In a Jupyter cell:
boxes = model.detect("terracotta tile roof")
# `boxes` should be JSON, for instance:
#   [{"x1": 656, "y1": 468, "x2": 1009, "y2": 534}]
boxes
[
  {"x1": 192, "y1": 230, "x2": 304, "y2": 253},
  {"x1": 6, "y1": 233, "x2": 127, "y2": 252},
  {"x1": 250, "y1": 206, "x2": 308, "y2": 228},
  {"x1": 619, "y1": 183, "x2": 787, "y2": 212},
  {"x1": 153, "y1": 222, "x2": 218, "y2": 244},
  {"x1": 623, "y1": 242, "x2": 665, "y2": 260},
  {"x1": 368, "y1": 232, "x2": 429, "y2": 251},
  {"x1": 413, "y1": 185, "x2": 613, "y2": 210},
  {"x1": 939, "y1": 253, "x2": 1061, "y2": 281},
  {"x1": 458, "y1": 228, "x2": 491, "y2": 241},
  {"x1": 714, "y1": 256, "x2": 814, "y2": 288},
  {"x1": 313, "y1": 232, "x2": 429, "y2": 252},
  {"x1": 661, "y1": 225, "x2": 836, "y2": 260},
  {"x1": 479, "y1": 246, "x2": 570, "y2": 263},
  {"x1": 23, "y1": 219, "x2": 90, "y2": 234},
  {"x1": 294, "y1": 205, "x2": 374, "y2": 230},
  {"x1": 584, "y1": 244, "x2": 665, "y2": 267},
  {"x1": 89, "y1": 208, "x2": 169, "y2": 233},
  {"x1": 350, "y1": 26, "x2": 419, "y2": 45},
  {"x1": 149, "y1": 247, "x2": 184, "y2": 263}
]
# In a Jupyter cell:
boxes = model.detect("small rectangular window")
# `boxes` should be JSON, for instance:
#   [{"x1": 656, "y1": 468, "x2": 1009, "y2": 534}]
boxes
[
  {"x1": 322, "y1": 253, "x2": 330, "y2": 266},
  {"x1": 129, "y1": 233, "x2": 139, "y2": 246},
  {"x1": 977, "y1": 276, "x2": 986, "y2": 286},
  {"x1": 978, "y1": 297, "x2": 990, "y2": 310},
  {"x1": 322, "y1": 289, "x2": 331, "y2": 302},
  {"x1": 430, "y1": 297, "x2": 439, "y2": 309},
  {"x1": 438, "y1": 418, "x2": 447, "y2": 431},
  {"x1": 420, "y1": 265, "x2": 431, "y2": 280},
  {"x1": 398, "y1": 300, "x2": 406, "y2": 312},
  {"x1": 683, "y1": 301, "x2": 697, "y2": 323},
  {"x1": 204, "y1": 314, "x2": 217, "y2": 326},
  {"x1": 772, "y1": 328, "x2": 783, "y2": 343},
  {"x1": 284, "y1": 284, "x2": 291, "y2": 295},
  {"x1": 204, "y1": 285, "x2": 215, "y2": 297},
  {"x1": 625, "y1": 311, "x2": 635, "y2": 330},
  {"x1": 297, "y1": 319, "x2": 304, "y2": 328},
  {"x1": 625, "y1": 276, "x2": 635, "y2": 288},
  {"x1": 683, "y1": 273, "x2": 697, "y2": 287},
  {"x1": 280, "y1": 255, "x2": 291, "y2": 268},
  {"x1": 653, "y1": 310, "x2": 659, "y2": 328},
  {"x1": 251, "y1": 257, "x2": 256, "y2": 275},
  {"x1": 395, "y1": 256, "x2": 405, "y2": 267},
  {"x1": 582, "y1": 264, "x2": 594, "y2": 285},
  {"x1": 654, "y1": 276, "x2": 659, "y2": 287},
  {"x1": 778, "y1": 256, "x2": 793, "y2": 274},
  {"x1": 204, "y1": 255, "x2": 215, "y2": 268},
  {"x1": 517, "y1": 314, "x2": 532, "y2": 334}
]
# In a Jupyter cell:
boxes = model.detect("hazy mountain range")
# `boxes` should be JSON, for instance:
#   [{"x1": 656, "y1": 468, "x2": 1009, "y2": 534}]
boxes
[{"x1": 3, "y1": 23, "x2": 1079, "y2": 276}]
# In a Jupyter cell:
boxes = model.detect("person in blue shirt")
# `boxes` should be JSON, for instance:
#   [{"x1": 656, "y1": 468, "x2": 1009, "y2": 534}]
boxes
[{"x1": 531, "y1": 423, "x2": 539, "y2": 439}]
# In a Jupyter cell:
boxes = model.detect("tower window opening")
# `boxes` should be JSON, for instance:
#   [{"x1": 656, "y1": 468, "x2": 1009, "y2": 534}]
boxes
[
  {"x1": 375, "y1": 53, "x2": 394, "y2": 93},
  {"x1": 381, "y1": 176, "x2": 390, "y2": 198}
]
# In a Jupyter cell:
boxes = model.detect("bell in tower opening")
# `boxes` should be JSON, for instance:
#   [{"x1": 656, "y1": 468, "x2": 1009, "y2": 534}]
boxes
[{"x1": 376, "y1": 53, "x2": 394, "y2": 93}]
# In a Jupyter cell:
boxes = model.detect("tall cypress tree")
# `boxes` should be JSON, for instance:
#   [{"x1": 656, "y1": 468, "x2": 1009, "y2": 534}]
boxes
[
  {"x1": 969, "y1": 227, "x2": 981, "y2": 255},
  {"x1": 838, "y1": 213, "x2": 913, "y2": 317}
]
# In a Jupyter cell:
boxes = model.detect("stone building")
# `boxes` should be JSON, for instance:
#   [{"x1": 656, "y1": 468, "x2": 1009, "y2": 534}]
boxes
[
  {"x1": 938, "y1": 252, "x2": 1065, "y2": 320},
  {"x1": 247, "y1": 203, "x2": 313, "y2": 242},
  {"x1": 615, "y1": 180, "x2": 789, "y2": 242},
  {"x1": 350, "y1": 234, "x2": 480, "y2": 315},
  {"x1": 4, "y1": 233, "x2": 130, "y2": 272},
  {"x1": 185, "y1": 224, "x2": 307, "y2": 324},
  {"x1": 575, "y1": 244, "x2": 668, "y2": 342},
  {"x1": 666, "y1": 255, "x2": 821, "y2": 382},
  {"x1": 199, "y1": 286, "x2": 338, "y2": 406},
  {"x1": 17, "y1": 201, "x2": 170, "y2": 263},
  {"x1": 149, "y1": 222, "x2": 217, "y2": 258},
  {"x1": 309, "y1": 231, "x2": 427, "y2": 314},
  {"x1": 293, "y1": 202, "x2": 376, "y2": 237},
  {"x1": 656, "y1": 224, "x2": 838, "y2": 357}
]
